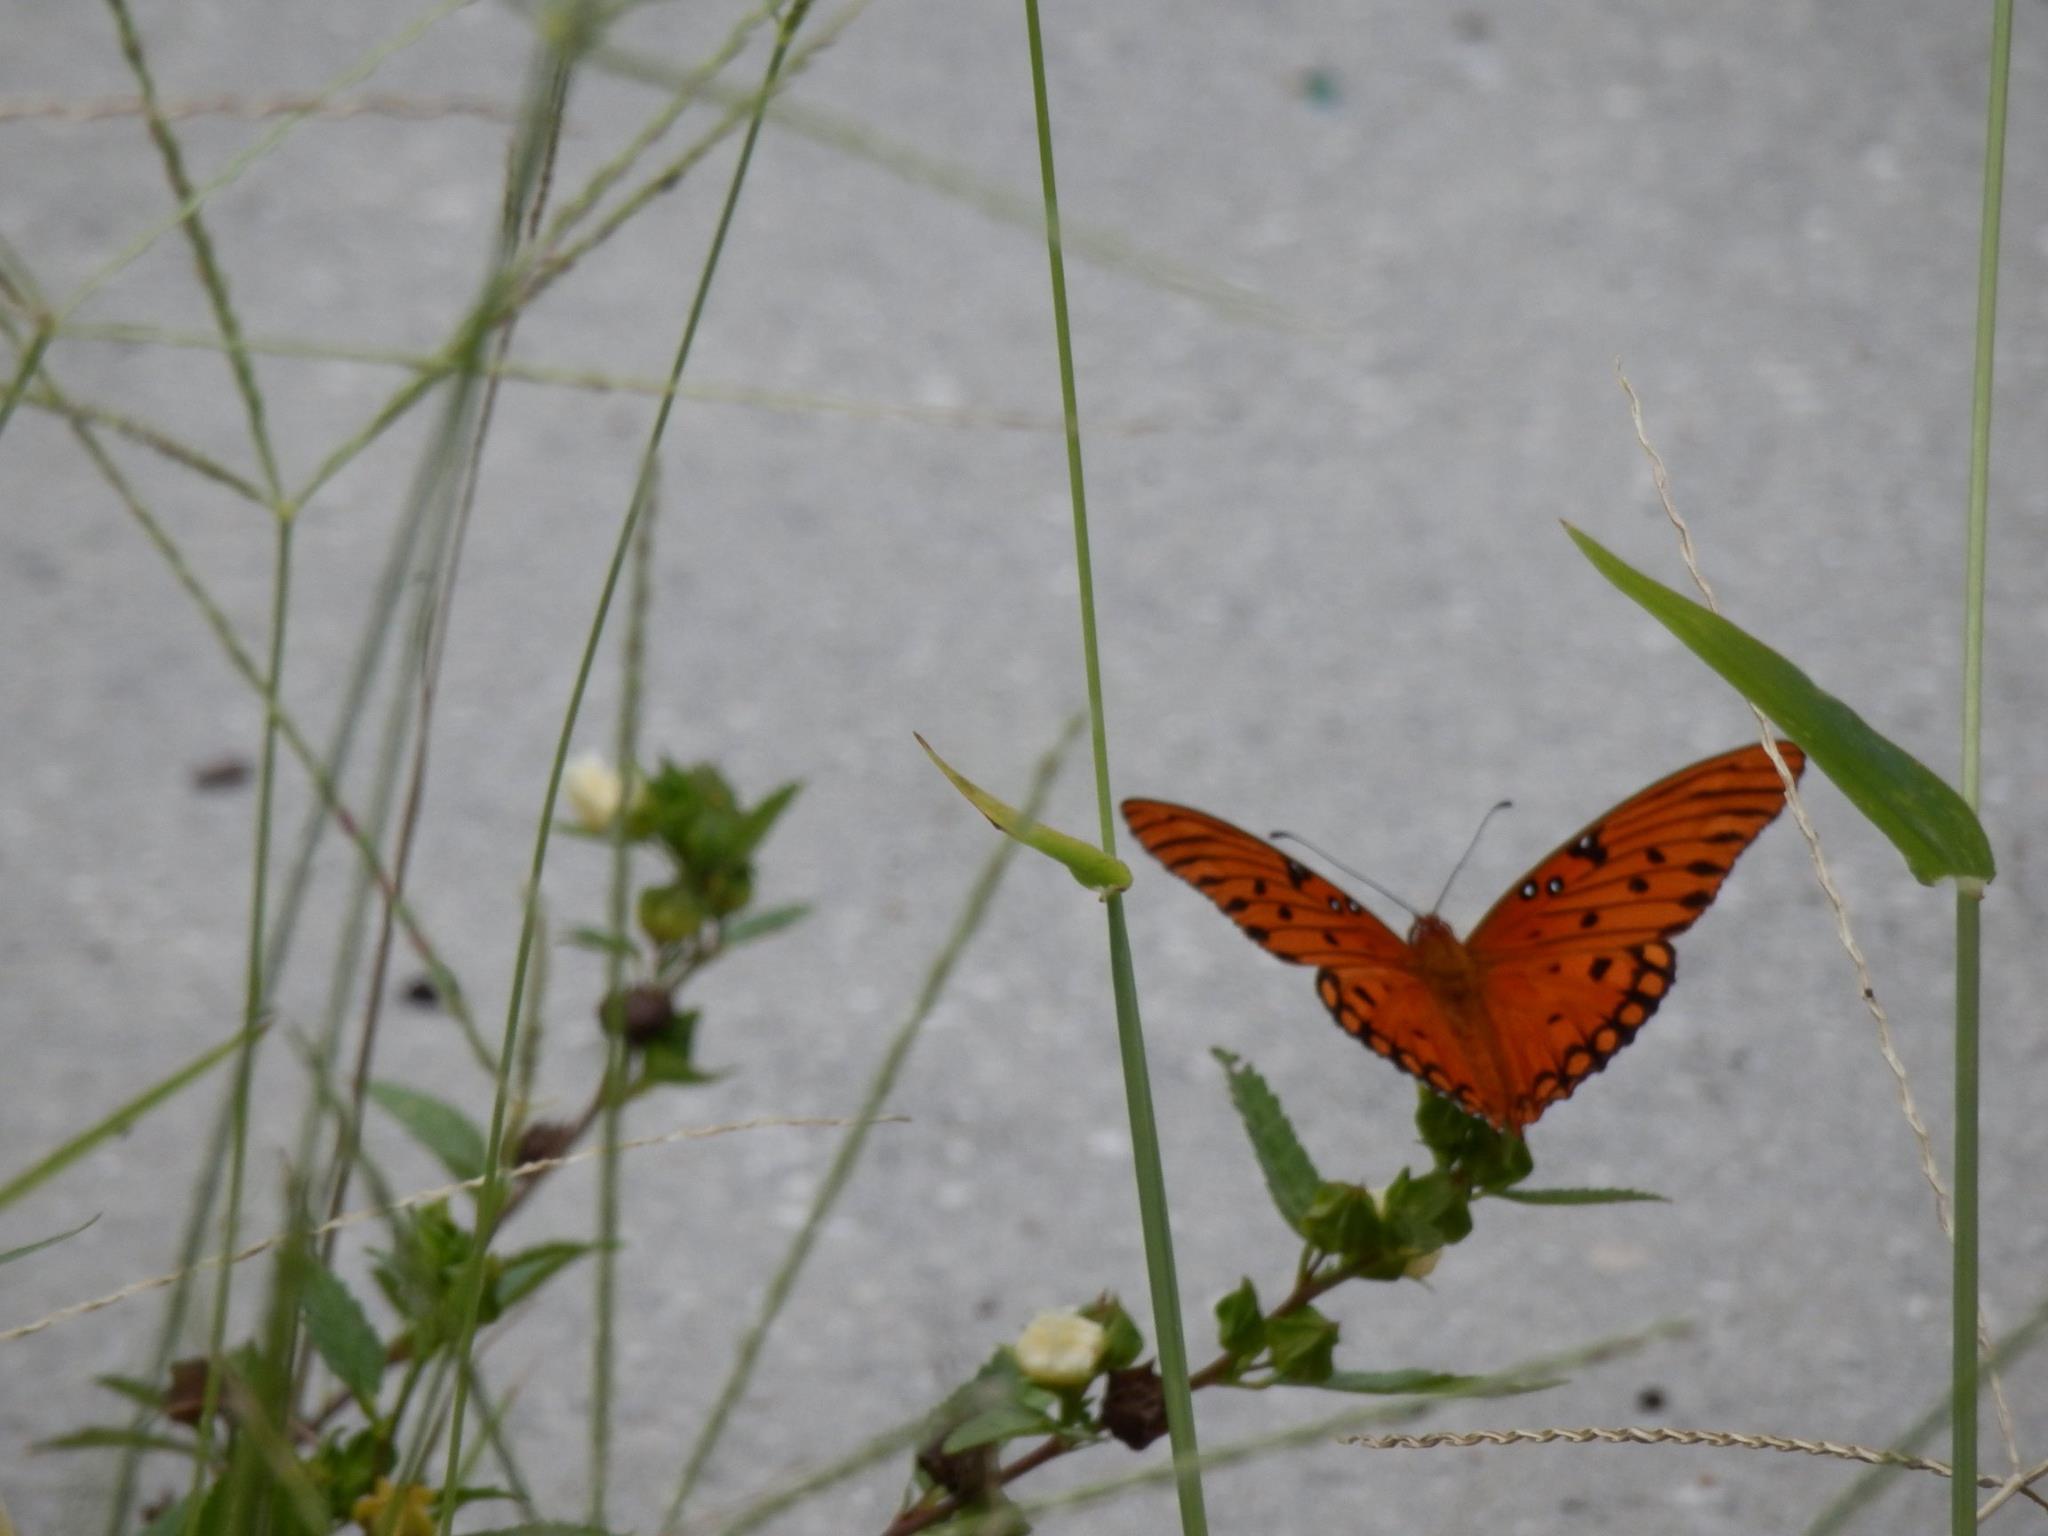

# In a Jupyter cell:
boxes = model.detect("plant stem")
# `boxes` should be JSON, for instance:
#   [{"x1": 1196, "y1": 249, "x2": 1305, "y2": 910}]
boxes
[
  {"x1": 1019, "y1": 2, "x2": 1207, "y2": 1531},
  {"x1": 1952, "y1": 0, "x2": 2010, "y2": 1528}
]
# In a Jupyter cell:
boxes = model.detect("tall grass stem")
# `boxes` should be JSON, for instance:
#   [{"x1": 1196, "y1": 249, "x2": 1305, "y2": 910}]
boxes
[
  {"x1": 1951, "y1": 0, "x2": 2011, "y2": 1526},
  {"x1": 1020, "y1": 3, "x2": 1207, "y2": 1530}
]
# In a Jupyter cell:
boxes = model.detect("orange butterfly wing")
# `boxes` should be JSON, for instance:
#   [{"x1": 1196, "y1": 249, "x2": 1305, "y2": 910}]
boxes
[
  {"x1": 1126, "y1": 742, "x2": 1804, "y2": 1134},
  {"x1": 1465, "y1": 741, "x2": 1806, "y2": 1127},
  {"x1": 1121, "y1": 800, "x2": 1497, "y2": 1116}
]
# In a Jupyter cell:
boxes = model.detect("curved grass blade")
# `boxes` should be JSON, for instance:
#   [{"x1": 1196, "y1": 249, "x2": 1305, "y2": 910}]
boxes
[
  {"x1": 0, "y1": 1214, "x2": 99, "y2": 1268},
  {"x1": 916, "y1": 732, "x2": 1132, "y2": 895},
  {"x1": 1566, "y1": 525, "x2": 1994, "y2": 887}
]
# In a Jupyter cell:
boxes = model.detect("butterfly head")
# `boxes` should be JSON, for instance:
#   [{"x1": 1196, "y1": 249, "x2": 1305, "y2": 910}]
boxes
[{"x1": 1406, "y1": 912, "x2": 1477, "y2": 988}]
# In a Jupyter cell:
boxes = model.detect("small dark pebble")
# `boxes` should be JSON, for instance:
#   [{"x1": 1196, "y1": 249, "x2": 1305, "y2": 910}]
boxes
[
  {"x1": 402, "y1": 975, "x2": 441, "y2": 1009},
  {"x1": 191, "y1": 756, "x2": 253, "y2": 791}
]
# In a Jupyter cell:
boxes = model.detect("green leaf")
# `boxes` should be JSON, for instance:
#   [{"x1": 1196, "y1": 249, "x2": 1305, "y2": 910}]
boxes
[
  {"x1": 0, "y1": 1023, "x2": 258, "y2": 1211},
  {"x1": 368, "y1": 1081, "x2": 487, "y2": 1183},
  {"x1": 1496, "y1": 1185, "x2": 1669, "y2": 1206},
  {"x1": 0, "y1": 1213, "x2": 98, "y2": 1267},
  {"x1": 562, "y1": 925, "x2": 640, "y2": 959},
  {"x1": 92, "y1": 1373, "x2": 164, "y2": 1410},
  {"x1": 496, "y1": 1240, "x2": 595, "y2": 1310},
  {"x1": 941, "y1": 1401, "x2": 1062, "y2": 1454},
  {"x1": 1413, "y1": 1090, "x2": 1532, "y2": 1191},
  {"x1": 1567, "y1": 524, "x2": 1995, "y2": 887},
  {"x1": 1213, "y1": 1049, "x2": 1322, "y2": 1234},
  {"x1": 1300, "y1": 1182, "x2": 1386, "y2": 1260},
  {"x1": 31, "y1": 1426, "x2": 199, "y2": 1457},
  {"x1": 1214, "y1": 1278, "x2": 1264, "y2": 1358},
  {"x1": 633, "y1": 1010, "x2": 720, "y2": 1093},
  {"x1": 731, "y1": 781, "x2": 803, "y2": 861},
  {"x1": 1079, "y1": 1294, "x2": 1145, "y2": 1373},
  {"x1": 299, "y1": 1262, "x2": 385, "y2": 1405},
  {"x1": 916, "y1": 733, "x2": 1131, "y2": 895},
  {"x1": 721, "y1": 902, "x2": 812, "y2": 946},
  {"x1": 1382, "y1": 1169, "x2": 1473, "y2": 1249},
  {"x1": 1266, "y1": 1307, "x2": 1339, "y2": 1384}
]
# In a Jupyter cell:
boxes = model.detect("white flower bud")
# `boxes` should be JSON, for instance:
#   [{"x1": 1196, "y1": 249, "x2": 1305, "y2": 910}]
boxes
[
  {"x1": 565, "y1": 754, "x2": 625, "y2": 832},
  {"x1": 1014, "y1": 1310, "x2": 1107, "y2": 1389}
]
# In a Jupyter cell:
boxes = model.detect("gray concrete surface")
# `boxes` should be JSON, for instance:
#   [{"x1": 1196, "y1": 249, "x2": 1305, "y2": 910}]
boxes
[{"x1": 4, "y1": 1, "x2": 2048, "y2": 1531}]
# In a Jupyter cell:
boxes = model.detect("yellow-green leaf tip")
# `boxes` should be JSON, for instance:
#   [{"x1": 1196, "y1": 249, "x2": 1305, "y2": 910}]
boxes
[{"x1": 915, "y1": 733, "x2": 1133, "y2": 895}]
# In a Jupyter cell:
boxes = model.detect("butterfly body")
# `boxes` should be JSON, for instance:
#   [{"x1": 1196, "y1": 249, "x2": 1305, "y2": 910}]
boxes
[{"x1": 1124, "y1": 742, "x2": 1805, "y2": 1132}]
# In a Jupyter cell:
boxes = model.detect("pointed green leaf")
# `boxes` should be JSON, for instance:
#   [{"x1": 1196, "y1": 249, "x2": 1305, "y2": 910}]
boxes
[
  {"x1": 916, "y1": 734, "x2": 1131, "y2": 895},
  {"x1": 31, "y1": 1426, "x2": 200, "y2": 1457},
  {"x1": 732, "y1": 781, "x2": 803, "y2": 860},
  {"x1": 941, "y1": 1400, "x2": 1063, "y2": 1454},
  {"x1": 496, "y1": 1240, "x2": 596, "y2": 1310},
  {"x1": 0, "y1": 1213, "x2": 98, "y2": 1267},
  {"x1": 368, "y1": 1081, "x2": 487, "y2": 1182},
  {"x1": 299, "y1": 1261, "x2": 385, "y2": 1405},
  {"x1": 1213, "y1": 1049, "x2": 1322, "y2": 1233},
  {"x1": 562, "y1": 925, "x2": 640, "y2": 959},
  {"x1": 92, "y1": 1374, "x2": 164, "y2": 1411},
  {"x1": 1496, "y1": 1185, "x2": 1669, "y2": 1206},
  {"x1": 1567, "y1": 524, "x2": 1994, "y2": 887},
  {"x1": 720, "y1": 902, "x2": 812, "y2": 946}
]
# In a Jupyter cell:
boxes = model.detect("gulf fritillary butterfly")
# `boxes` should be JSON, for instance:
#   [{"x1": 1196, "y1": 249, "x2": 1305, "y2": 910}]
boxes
[{"x1": 1123, "y1": 742, "x2": 1805, "y2": 1132}]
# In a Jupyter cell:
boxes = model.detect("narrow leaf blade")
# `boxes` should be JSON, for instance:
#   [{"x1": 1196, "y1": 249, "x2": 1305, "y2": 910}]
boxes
[
  {"x1": 1497, "y1": 1185, "x2": 1669, "y2": 1206},
  {"x1": 915, "y1": 733, "x2": 1131, "y2": 895},
  {"x1": 0, "y1": 1213, "x2": 98, "y2": 1267},
  {"x1": 1567, "y1": 524, "x2": 1994, "y2": 886}
]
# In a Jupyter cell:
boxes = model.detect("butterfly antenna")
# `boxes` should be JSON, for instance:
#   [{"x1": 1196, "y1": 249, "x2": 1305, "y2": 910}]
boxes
[
  {"x1": 1432, "y1": 799, "x2": 1514, "y2": 913},
  {"x1": 1269, "y1": 830, "x2": 1425, "y2": 920}
]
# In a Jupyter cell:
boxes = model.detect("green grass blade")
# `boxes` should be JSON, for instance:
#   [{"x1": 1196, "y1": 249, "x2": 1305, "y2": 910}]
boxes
[
  {"x1": 1565, "y1": 524, "x2": 1993, "y2": 886},
  {"x1": 0, "y1": 1215, "x2": 100, "y2": 1268},
  {"x1": 0, "y1": 1025, "x2": 257, "y2": 1211}
]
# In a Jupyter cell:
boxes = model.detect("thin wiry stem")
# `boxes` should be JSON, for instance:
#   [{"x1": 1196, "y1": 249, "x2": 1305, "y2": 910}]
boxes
[
  {"x1": 184, "y1": 516, "x2": 292, "y2": 1527},
  {"x1": 591, "y1": 379, "x2": 658, "y2": 1526},
  {"x1": 430, "y1": 1, "x2": 804, "y2": 1513},
  {"x1": 102, "y1": 0, "x2": 285, "y2": 504}
]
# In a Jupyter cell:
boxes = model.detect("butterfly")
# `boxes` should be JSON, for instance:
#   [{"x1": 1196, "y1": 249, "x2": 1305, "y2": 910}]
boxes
[{"x1": 1123, "y1": 742, "x2": 1805, "y2": 1132}]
